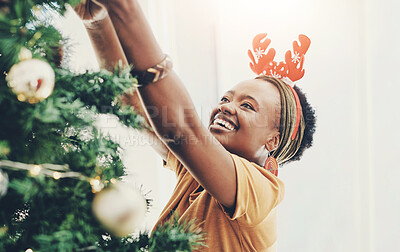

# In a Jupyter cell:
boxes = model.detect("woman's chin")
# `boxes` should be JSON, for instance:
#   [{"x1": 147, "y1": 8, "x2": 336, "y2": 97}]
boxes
[{"x1": 210, "y1": 131, "x2": 231, "y2": 148}]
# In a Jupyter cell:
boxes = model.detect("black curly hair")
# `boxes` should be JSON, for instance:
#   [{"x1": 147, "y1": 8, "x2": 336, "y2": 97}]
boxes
[{"x1": 286, "y1": 85, "x2": 316, "y2": 164}]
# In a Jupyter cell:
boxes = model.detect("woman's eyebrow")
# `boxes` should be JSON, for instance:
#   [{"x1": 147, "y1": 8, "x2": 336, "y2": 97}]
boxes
[
  {"x1": 224, "y1": 91, "x2": 259, "y2": 107},
  {"x1": 241, "y1": 95, "x2": 259, "y2": 107}
]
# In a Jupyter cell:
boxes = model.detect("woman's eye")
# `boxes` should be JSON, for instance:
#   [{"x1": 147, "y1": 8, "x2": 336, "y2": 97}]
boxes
[
  {"x1": 220, "y1": 97, "x2": 230, "y2": 102},
  {"x1": 242, "y1": 103, "x2": 254, "y2": 110}
]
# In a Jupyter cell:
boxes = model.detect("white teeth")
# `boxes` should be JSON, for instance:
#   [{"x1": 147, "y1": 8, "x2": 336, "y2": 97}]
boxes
[{"x1": 213, "y1": 118, "x2": 235, "y2": 131}]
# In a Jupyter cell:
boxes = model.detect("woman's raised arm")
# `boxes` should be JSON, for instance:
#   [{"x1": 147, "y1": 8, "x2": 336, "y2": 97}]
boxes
[
  {"x1": 97, "y1": 0, "x2": 237, "y2": 208},
  {"x1": 74, "y1": 0, "x2": 169, "y2": 160}
]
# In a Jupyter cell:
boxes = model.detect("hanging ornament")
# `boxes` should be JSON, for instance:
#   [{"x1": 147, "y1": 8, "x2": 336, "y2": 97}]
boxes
[
  {"x1": 18, "y1": 47, "x2": 32, "y2": 61},
  {"x1": 264, "y1": 156, "x2": 279, "y2": 177},
  {"x1": 92, "y1": 181, "x2": 147, "y2": 237},
  {"x1": 6, "y1": 49, "x2": 55, "y2": 104},
  {"x1": 0, "y1": 169, "x2": 9, "y2": 198}
]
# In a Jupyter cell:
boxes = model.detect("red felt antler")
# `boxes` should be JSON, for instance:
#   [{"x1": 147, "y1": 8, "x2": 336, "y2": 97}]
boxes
[
  {"x1": 285, "y1": 34, "x2": 311, "y2": 82},
  {"x1": 248, "y1": 33, "x2": 311, "y2": 141},
  {"x1": 248, "y1": 34, "x2": 311, "y2": 82},
  {"x1": 248, "y1": 33, "x2": 276, "y2": 76}
]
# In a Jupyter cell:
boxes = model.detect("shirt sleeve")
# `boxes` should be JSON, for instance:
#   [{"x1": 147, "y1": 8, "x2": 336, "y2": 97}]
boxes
[
  {"x1": 163, "y1": 151, "x2": 185, "y2": 177},
  {"x1": 218, "y1": 153, "x2": 285, "y2": 226}
]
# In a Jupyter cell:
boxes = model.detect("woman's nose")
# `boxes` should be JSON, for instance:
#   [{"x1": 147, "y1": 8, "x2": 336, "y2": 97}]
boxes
[{"x1": 219, "y1": 102, "x2": 236, "y2": 115}]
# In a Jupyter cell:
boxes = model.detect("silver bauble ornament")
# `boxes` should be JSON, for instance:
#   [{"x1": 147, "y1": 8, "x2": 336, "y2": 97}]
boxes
[
  {"x1": 6, "y1": 59, "x2": 55, "y2": 103},
  {"x1": 92, "y1": 181, "x2": 146, "y2": 237}
]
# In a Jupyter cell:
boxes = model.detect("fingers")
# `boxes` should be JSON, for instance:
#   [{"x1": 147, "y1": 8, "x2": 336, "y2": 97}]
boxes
[{"x1": 73, "y1": 0, "x2": 106, "y2": 21}]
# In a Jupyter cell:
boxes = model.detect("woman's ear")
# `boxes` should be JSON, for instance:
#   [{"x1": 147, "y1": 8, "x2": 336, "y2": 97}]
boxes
[{"x1": 265, "y1": 132, "x2": 280, "y2": 152}]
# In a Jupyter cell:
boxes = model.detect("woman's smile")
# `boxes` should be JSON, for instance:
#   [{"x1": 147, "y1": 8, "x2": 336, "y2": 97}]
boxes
[{"x1": 209, "y1": 114, "x2": 238, "y2": 132}]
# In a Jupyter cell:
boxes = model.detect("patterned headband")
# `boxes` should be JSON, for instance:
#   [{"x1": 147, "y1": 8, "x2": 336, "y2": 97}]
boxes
[{"x1": 248, "y1": 33, "x2": 311, "y2": 140}]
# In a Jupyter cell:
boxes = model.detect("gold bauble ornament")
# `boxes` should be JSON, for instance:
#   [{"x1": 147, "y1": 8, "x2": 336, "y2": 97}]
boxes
[
  {"x1": 6, "y1": 58, "x2": 55, "y2": 104},
  {"x1": 92, "y1": 181, "x2": 146, "y2": 237}
]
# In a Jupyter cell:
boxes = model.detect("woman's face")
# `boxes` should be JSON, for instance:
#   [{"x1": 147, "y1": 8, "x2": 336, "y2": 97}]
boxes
[{"x1": 208, "y1": 79, "x2": 281, "y2": 163}]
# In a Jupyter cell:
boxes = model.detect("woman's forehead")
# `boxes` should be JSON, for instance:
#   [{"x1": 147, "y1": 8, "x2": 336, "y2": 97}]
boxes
[{"x1": 226, "y1": 79, "x2": 280, "y2": 104}]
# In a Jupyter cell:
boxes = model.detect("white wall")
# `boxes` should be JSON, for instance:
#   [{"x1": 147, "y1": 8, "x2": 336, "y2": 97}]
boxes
[
  {"x1": 366, "y1": 0, "x2": 400, "y2": 251},
  {"x1": 63, "y1": 0, "x2": 400, "y2": 251}
]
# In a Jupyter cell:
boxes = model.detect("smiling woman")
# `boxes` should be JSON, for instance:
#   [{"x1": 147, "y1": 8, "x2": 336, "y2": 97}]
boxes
[
  {"x1": 75, "y1": 0, "x2": 316, "y2": 251},
  {"x1": 209, "y1": 79, "x2": 282, "y2": 166}
]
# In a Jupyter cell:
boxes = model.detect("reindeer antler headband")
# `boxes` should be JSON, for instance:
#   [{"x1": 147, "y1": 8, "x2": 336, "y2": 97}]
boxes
[{"x1": 248, "y1": 33, "x2": 311, "y2": 140}]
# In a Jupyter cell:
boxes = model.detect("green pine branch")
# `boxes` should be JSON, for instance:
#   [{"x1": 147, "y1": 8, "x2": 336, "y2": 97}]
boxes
[{"x1": 0, "y1": 0, "x2": 206, "y2": 251}]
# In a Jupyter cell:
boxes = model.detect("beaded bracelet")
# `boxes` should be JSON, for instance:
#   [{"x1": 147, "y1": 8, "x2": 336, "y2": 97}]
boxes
[{"x1": 130, "y1": 55, "x2": 173, "y2": 86}]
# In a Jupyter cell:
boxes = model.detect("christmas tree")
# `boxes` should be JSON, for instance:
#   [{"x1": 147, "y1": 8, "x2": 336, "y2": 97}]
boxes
[{"x1": 0, "y1": 1, "x2": 203, "y2": 251}]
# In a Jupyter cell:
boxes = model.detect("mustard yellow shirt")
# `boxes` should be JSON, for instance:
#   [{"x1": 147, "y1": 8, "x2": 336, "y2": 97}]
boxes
[{"x1": 153, "y1": 152, "x2": 285, "y2": 252}]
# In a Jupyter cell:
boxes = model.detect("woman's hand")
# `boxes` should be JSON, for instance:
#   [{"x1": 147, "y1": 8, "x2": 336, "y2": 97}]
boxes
[
  {"x1": 74, "y1": 0, "x2": 107, "y2": 22},
  {"x1": 74, "y1": 0, "x2": 137, "y2": 23}
]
